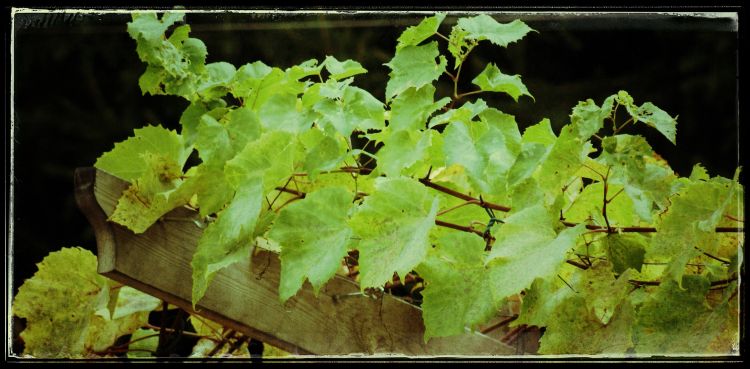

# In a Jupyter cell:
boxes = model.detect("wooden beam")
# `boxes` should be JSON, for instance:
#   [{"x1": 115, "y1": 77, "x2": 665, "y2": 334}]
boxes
[{"x1": 74, "y1": 167, "x2": 519, "y2": 356}]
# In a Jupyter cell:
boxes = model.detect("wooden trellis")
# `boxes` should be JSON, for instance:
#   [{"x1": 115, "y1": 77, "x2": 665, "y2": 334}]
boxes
[{"x1": 74, "y1": 167, "x2": 519, "y2": 356}]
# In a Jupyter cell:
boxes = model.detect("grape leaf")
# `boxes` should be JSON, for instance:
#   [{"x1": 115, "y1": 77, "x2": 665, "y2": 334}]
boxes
[
  {"x1": 224, "y1": 130, "x2": 298, "y2": 193},
  {"x1": 634, "y1": 275, "x2": 723, "y2": 354},
  {"x1": 257, "y1": 92, "x2": 314, "y2": 133},
  {"x1": 13, "y1": 248, "x2": 157, "y2": 358},
  {"x1": 416, "y1": 233, "x2": 500, "y2": 340},
  {"x1": 599, "y1": 134, "x2": 676, "y2": 222},
  {"x1": 638, "y1": 102, "x2": 678, "y2": 144},
  {"x1": 286, "y1": 58, "x2": 324, "y2": 81},
  {"x1": 513, "y1": 277, "x2": 573, "y2": 327},
  {"x1": 191, "y1": 179, "x2": 263, "y2": 305},
  {"x1": 196, "y1": 62, "x2": 236, "y2": 100},
  {"x1": 268, "y1": 187, "x2": 354, "y2": 302},
  {"x1": 127, "y1": 12, "x2": 184, "y2": 46},
  {"x1": 323, "y1": 55, "x2": 367, "y2": 80},
  {"x1": 521, "y1": 117, "x2": 556, "y2": 146},
  {"x1": 570, "y1": 98, "x2": 611, "y2": 140},
  {"x1": 564, "y1": 182, "x2": 637, "y2": 228},
  {"x1": 314, "y1": 85, "x2": 385, "y2": 136},
  {"x1": 396, "y1": 13, "x2": 446, "y2": 50},
  {"x1": 95, "y1": 125, "x2": 191, "y2": 182},
  {"x1": 299, "y1": 127, "x2": 347, "y2": 180},
  {"x1": 447, "y1": 24, "x2": 473, "y2": 69},
  {"x1": 126, "y1": 328, "x2": 159, "y2": 358},
  {"x1": 428, "y1": 99, "x2": 487, "y2": 128},
  {"x1": 575, "y1": 261, "x2": 633, "y2": 325},
  {"x1": 384, "y1": 41, "x2": 447, "y2": 101},
  {"x1": 374, "y1": 129, "x2": 434, "y2": 178},
  {"x1": 108, "y1": 152, "x2": 195, "y2": 233},
  {"x1": 442, "y1": 117, "x2": 517, "y2": 198},
  {"x1": 538, "y1": 296, "x2": 635, "y2": 354},
  {"x1": 471, "y1": 63, "x2": 533, "y2": 102},
  {"x1": 651, "y1": 176, "x2": 738, "y2": 284},
  {"x1": 349, "y1": 177, "x2": 440, "y2": 289},
  {"x1": 486, "y1": 205, "x2": 587, "y2": 300},
  {"x1": 605, "y1": 233, "x2": 648, "y2": 274},
  {"x1": 389, "y1": 85, "x2": 450, "y2": 132},
  {"x1": 534, "y1": 125, "x2": 590, "y2": 202},
  {"x1": 195, "y1": 115, "x2": 232, "y2": 165},
  {"x1": 13, "y1": 247, "x2": 109, "y2": 357},
  {"x1": 611, "y1": 90, "x2": 679, "y2": 144},
  {"x1": 456, "y1": 15, "x2": 534, "y2": 48}
]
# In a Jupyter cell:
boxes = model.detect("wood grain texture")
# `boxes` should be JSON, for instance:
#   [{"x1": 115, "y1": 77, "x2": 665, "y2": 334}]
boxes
[{"x1": 74, "y1": 167, "x2": 520, "y2": 356}]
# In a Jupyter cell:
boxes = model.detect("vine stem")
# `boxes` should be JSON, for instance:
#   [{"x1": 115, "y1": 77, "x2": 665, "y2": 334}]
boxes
[
  {"x1": 480, "y1": 315, "x2": 518, "y2": 334},
  {"x1": 274, "y1": 166, "x2": 745, "y2": 234}
]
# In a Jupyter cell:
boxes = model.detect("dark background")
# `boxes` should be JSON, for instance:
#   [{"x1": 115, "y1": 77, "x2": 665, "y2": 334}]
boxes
[{"x1": 9, "y1": 11, "x2": 739, "y2": 296}]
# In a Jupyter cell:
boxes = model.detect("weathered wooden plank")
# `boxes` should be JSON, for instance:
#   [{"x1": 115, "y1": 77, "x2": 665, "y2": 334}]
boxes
[{"x1": 74, "y1": 167, "x2": 519, "y2": 356}]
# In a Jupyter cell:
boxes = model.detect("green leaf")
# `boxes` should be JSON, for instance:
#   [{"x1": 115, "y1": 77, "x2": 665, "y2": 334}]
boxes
[
  {"x1": 13, "y1": 247, "x2": 109, "y2": 357},
  {"x1": 127, "y1": 12, "x2": 184, "y2": 45},
  {"x1": 534, "y1": 125, "x2": 590, "y2": 202},
  {"x1": 564, "y1": 182, "x2": 637, "y2": 228},
  {"x1": 323, "y1": 56, "x2": 367, "y2": 80},
  {"x1": 286, "y1": 58, "x2": 324, "y2": 81},
  {"x1": 471, "y1": 63, "x2": 533, "y2": 102},
  {"x1": 456, "y1": 15, "x2": 534, "y2": 48},
  {"x1": 384, "y1": 42, "x2": 447, "y2": 102},
  {"x1": 443, "y1": 118, "x2": 516, "y2": 198},
  {"x1": 269, "y1": 187, "x2": 354, "y2": 302},
  {"x1": 108, "y1": 152, "x2": 195, "y2": 233},
  {"x1": 599, "y1": 134, "x2": 676, "y2": 222},
  {"x1": 447, "y1": 25, "x2": 473, "y2": 69},
  {"x1": 257, "y1": 92, "x2": 313, "y2": 133},
  {"x1": 570, "y1": 98, "x2": 610, "y2": 140},
  {"x1": 300, "y1": 128, "x2": 347, "y2": 180},
  {"x1": 636, "y1": 102, "x2": 678, "y2": 144},
  {"x1": 374, "y1": 129, "x2": 434, "y2": 177},
  {"x1": 538, "y1": 296, "x2": 635, "y2": 354},
  {"x1": 314, "y1": 86, "x2": 385, "y2": 136},
  {"x1": 126, "y1": 328, "x2": 159, "y2": 358},
  {"x1": 396, "y1": 13, "x2": 446, "y2": 50},
  {"x1": 521, "y1": 118, "x2": 556, "y2": 146},
  {"x1": 634, "y1": 275, "x2": 722, "y2": 354},
  {"x1": 574, "y1": 261, "x2": 634, "y2": 325},
  {"x1": 651, "y1": 176, "x2": 738, "y2": 284},
  {"x1": 611, "y1": 91, "x2": 678, "y2": 144},
  {"x1": 225, "y1": 130, "x2": 298, "y2": 193},
  {"x1": 196, "y1": 62, "x2": 236, "y2": 100},
  {"x1": 428, "y1": 99, "x2": 487, "y2": 128},
  {"x1": 13, "y1": 248, "x2": 156, "y2": 358},
  {"x1": 191, "y1": 179, "x2": 263, "y2": 305},
  {"x1": 417, "y1": 233, "x2": 499, "y2": 340},
  {"x1": 389, "y1": 85, "x2": 450, "y2": 132},
  {"x1": 95, "y1": 125, "x2": 191, "y2": 182},
  {"x1": 187, "y1": 165, "x2": 234, "y2": 218},
  {"x1": 349, "y1": 177, "x2": 440, "y2": 289},
  {"x1": 195, "y1": 115, "x2": 232, "y2": 165},
  {"x1": 514, "y1": 277, "x2": 574, "y2": 327},
  {"x1": 487, "y1": 205, "x2": 586, "y2": 300},
  {"x1": 605, "y1": 234, "x2": 647, "y2": 274}
]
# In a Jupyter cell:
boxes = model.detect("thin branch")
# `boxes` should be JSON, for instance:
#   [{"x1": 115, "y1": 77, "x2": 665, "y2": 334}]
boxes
[
  {"x1": 435, "y1": 219, "x2": 488, "y2": 239},
  {"x1": 455, "y1": 90, "x2": 484, "y2": 100},
  {"x1": 565, "y1": 259, "x2": 590, "y2": 270},
  {"x1": 437, "y1": 200, "x2": 480, "y2": 216},
  {"x1": 480, "y1": 315, "x2": 518, "y2": 335},
  {"x1": 418, "y1": 177, "x2": 511, "y2": 212},
  {"x1": 435, "y1": 32, "x2": 451, "y2": 42},
  {"x1": 629, "y1": 276, "x2": 738, "y2": 288},
  {"x1": 699, "y1": 248, "x2": 731, "y2": 265}
]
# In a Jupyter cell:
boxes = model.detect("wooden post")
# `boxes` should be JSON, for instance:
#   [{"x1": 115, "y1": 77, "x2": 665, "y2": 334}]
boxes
[{"x1": 74, "y1": 167, "x2": 520, "y2": 356}]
